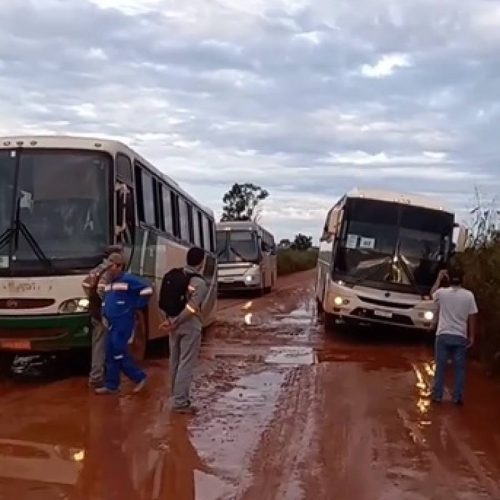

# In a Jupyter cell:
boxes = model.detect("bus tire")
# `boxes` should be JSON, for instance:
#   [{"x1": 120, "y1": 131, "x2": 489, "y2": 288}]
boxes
[
  {"x1": 130, "y1": 311, "x2": 148, "y2": 363},
  {"x1": 324, "y1": 312, "x2": 337, "y2": 331},
  {"x1": 0, "y1": 352, "x2": 14, "y2": 377},
  {"x1": 316, "y1": 298, "x2": 324, "y2": 315}
]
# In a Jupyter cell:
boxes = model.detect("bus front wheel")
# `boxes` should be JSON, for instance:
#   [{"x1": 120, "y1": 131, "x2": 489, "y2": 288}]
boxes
[
  {"x1": 324, "y1": 311, "x2": 337, "y2": 331},
  {"x1": 130, "y1": 311, "x2": 148, "y2": 363}
]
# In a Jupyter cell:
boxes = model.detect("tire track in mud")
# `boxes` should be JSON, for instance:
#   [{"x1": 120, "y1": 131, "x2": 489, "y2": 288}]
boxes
[{"x1": 237, "y1": 365, "x2": 320, "y2": 500}]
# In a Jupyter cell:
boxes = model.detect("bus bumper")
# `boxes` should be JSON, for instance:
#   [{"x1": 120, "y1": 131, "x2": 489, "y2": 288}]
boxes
[
  {"x1": 0, "y1": 314, "x2": 92, "y2": 352},
  {"x1": 324, "y1": 286, "x2": 437, "y2": 332}
]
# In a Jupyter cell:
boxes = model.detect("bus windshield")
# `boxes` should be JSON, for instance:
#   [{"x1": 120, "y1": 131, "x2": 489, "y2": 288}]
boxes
[
  {"x1": 217, "y1": 230, "x2": 260, "y2": 263},
  {"x1": 0, "y1": 149, "x2": 111, "y2": 274},
  {"x1": 334, "y1": 198, "x2": 454, "y2": 292}
]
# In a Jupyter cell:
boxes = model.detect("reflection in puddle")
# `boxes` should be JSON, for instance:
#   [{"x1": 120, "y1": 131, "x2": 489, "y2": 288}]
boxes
[
  {"x1": 264, "y1": 346, "x2": 316, "y2": 366},
  {"x1": 244, "y1": 313, "x2": 253, "y2": 325},
  {"x1": 0, "y1": 439, "x2": 84, "y2": 485},
  {"x1": 242, "y1": 301, "x2": 253, "y2": 311}
]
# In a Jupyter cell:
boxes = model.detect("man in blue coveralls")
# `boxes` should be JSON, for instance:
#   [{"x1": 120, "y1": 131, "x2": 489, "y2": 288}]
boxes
[{"x1": 95, "y1": 253, "x2": 153, "y2": 395}]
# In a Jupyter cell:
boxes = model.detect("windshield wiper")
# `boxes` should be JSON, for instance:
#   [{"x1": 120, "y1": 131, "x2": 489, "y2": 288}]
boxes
[
  {"x1": 0, "y1": 198, "x2": 53, "y2": 269},
  {"x1": 0, "y1": 226, "x2": 14, "y2": 252},
  {"x1": 352, "y1": 255, "x2": 393, "y2": 286},
  {"x1": 395, "y1": 244, "x2": 423, "y2": 298},
  {"x1": 228, "y1": 245, "x2": 251, "y2": 262},
  {"x1": 14, "y1": 220, "x2": 53, "y2": 269}
]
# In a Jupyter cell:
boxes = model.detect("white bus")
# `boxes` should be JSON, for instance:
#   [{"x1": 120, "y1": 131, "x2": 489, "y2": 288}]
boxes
[
  {"x1": 0, "y1": 136, "x2": 217, "y2": 360},
  {"x1": 316, "y1": 189, "x2": 467, "y2": 332},
  {"x1": 216, "y1": 221, "x2": 277, "y2": 294}
]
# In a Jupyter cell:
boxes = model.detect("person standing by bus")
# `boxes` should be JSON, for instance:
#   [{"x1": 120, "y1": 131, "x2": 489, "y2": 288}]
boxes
[
  {"x1": 82, "y1": 245, "x2": 123, "y2": 388},
  {"x1": 431, "y1": 267, "x2": 478, "y2": 405},
  {"x1": 159, "y1": 247, "x2": 208, "y2": 414},
  {"x1": 95, "y1": 253, "x2": 153, "y2": 395}
]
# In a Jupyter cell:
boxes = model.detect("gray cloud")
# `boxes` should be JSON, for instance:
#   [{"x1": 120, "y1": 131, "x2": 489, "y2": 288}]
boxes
[{"x1": 0, "y1": 0, "x2": 499, "y2": 241}]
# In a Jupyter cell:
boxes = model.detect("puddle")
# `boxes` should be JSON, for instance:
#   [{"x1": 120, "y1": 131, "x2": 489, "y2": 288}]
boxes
[{"x1": 264, "y1": 346, "x2": 316, "y2": 366}]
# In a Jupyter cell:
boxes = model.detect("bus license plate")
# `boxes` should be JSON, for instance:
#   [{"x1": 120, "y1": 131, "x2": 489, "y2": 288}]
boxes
[
  {"x1": 374, "y1": 310, "x2": 393, "y2": 319},
  {"x1": 0, "y1": 340, "x2": 31, "y2": 350}
]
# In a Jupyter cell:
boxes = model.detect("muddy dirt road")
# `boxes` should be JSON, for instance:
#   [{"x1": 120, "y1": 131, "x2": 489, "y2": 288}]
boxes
[{"x1": 0, "y1": 271, "x2": 499, "y2": 500}]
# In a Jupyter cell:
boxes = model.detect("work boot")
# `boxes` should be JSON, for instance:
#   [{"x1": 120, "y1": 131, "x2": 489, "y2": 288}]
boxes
[
  {"x1": 172, "y1": 404, "x2": 197, "y2": 415},
  {"x1": 95, "y1": 386, "x2": 119, "y2": 395},
  {"x1": 88, "y1": 379, "x2": 104, "y2": 389},
  {"x1": 133, "y1": 378, "x2": 147, "y2": 394}
]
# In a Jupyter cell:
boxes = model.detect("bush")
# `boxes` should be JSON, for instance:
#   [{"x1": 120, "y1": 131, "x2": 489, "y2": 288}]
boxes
[
  {"x1": 277, "y1": 249, "x2": 318, "y2": 276},
  {"x1": 457, "y1": 244, "x2": 500, "y2": 375}
]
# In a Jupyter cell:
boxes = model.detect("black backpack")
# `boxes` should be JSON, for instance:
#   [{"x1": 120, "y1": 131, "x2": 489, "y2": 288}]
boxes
[{"x1": 159, "y1": 268, "x2": 201, "y2": 317}]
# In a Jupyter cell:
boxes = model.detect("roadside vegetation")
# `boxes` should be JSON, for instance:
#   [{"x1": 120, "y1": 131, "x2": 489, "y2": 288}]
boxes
[
  {"x1": 455, "y1": 198, "x2": 500, "y2": 375},
  {"x1": 277, "y1": 248, "x2": 318, "y2": 276},
  {"x1": 459, "y1": 244, "x2": 500, "y2": 375}
]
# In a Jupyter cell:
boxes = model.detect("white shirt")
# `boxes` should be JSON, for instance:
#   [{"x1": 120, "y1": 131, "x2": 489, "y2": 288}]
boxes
[{"x1": 432, "y1": 286, "x2": 478, "y2": 338}]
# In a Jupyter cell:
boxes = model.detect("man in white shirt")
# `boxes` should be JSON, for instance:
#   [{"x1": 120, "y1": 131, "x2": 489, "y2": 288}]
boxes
[{"x1": 431, "y1": 267, "x2": 478, "y2": 405}]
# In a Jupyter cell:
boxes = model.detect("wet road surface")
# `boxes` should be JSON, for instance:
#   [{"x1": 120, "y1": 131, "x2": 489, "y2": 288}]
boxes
[{"x1": 0, "y1": 270, "x2": 499, "y2": 499}]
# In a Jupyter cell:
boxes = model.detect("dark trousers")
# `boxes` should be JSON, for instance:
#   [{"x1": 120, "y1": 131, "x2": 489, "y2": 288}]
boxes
[{"x1": 433, "y1": 334, "x2": 467, "y2": 403}]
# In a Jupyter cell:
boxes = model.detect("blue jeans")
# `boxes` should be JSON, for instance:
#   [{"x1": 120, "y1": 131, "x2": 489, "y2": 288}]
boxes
[
  {"x1": 104, "y1": 316, "x2": 146, "y2": 391},
  {"x1": 433, "y1": 334, "x2": 468, "y2": 403}
]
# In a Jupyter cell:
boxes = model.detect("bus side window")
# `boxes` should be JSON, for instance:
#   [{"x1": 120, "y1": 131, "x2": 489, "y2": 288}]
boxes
[
  {"x1": 134, "y1": 163, "x2": 155, "y2": 227},
  {"x1": 115, "y1": 154, "x2": 135, "y2": 244},
  {"x1": 208, "y1": 219, "x2": 215, "y2": 252},
  {"x1": 171, "y1": 193, "x2": 181, "y2": 239},
  {"x1": 178, "y1": 198, "x2": 191, "y2": 243},
  {"x1": 197, "y1": 211, "x2": 204, "y2": 248},
  {"x1": 162, "y1": 185, "x2": 174, "y2": 235},
  {"x1": 192, "y1": 209, "x2": 202, "y2": 247},
  {"x1": 187, "y1": 203, "x2": 194, "y2": 243},
  {"x1": 202, "y1": 215, "x2": 212, "y2": 252},
  {"x1": 116, "y1": 182, "x2": 135, "y2": 245},
  {"x1": 153, "y1": 179, "x2": 164, "y2": 231}
]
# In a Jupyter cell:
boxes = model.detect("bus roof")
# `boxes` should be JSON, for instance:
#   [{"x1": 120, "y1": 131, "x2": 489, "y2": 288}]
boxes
[
  {"x1": 346, "y1": 188, "x2": 451, "y2": 213},
  {"x1": 0, "y1": 135, "x2": 213, "y2": 217},
  {"x1": 217, "y1": 221, "x2": 274, "y2": 238}
]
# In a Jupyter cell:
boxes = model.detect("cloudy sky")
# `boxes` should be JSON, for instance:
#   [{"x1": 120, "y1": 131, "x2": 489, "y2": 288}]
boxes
[{"x1": 1, "y1": 0, "x2": 499, "y2": 241}]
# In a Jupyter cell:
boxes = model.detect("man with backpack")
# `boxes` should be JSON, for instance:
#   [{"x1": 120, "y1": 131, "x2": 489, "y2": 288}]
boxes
[
  {"x1": 82, "y1": 245, "x2": 123, "y2": 388},
  {"x1": 159, "y1": 247, "x2": 208, "y2": 414}
]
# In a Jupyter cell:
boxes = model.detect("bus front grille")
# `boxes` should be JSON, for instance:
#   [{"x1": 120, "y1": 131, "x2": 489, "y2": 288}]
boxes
[
  {"x1": 0, "y1": 329, "x2": 66, "y2": 339},
  {"x1": 350, "y1": 308, "x2": 414, "y2": 326},
  {"x1": 0, "y1": 299, "x2": 55, "y2": 310}
]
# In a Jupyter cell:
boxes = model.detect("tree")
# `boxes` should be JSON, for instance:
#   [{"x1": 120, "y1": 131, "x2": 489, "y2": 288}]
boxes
[
  {"x1": 278, "y1": 238, "x2": 291, "y2": 249},
  {"x1": 221, "y1": 183, "x2": 269, "y2": 222},
  {"x1": 291, "y1": 233, "x2": 313, "y2": 251}
]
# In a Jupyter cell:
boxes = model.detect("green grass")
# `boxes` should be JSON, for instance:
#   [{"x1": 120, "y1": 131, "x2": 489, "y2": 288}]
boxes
[{"x1": 277, "y1": 249, "x2": 318, "y2": 276}]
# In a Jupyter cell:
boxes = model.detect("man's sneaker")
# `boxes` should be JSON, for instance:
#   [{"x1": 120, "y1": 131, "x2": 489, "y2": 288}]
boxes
[
  {"x1": 88, "y1": 379, "x2": 104, "y2": 389},
  {"x1": 133, "y1": 378, "x2": 147, "y2": 394},
  {"x1": 95, "y1": 386, "x2": 119, "y2": 395},
  {"x1": 172, "y1": 404, "x2": 197, "y2": 415}
]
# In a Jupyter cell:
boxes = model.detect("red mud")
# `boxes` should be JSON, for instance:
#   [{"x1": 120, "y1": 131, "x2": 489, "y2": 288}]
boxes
[{"x1": 0, "y1": 270, "x2": 499, "y2": 499}]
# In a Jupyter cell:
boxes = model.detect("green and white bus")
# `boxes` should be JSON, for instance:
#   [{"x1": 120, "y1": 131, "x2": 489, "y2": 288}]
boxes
[{"x1": 0, "y1": 136, "x2": 217, "y2": 359}]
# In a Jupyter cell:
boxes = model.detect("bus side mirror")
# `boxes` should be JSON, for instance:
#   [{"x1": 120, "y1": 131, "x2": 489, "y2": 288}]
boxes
[
  {"x1": 326, "y1": 208, "x2": 342, "y2": 237},
  {"x1": 453, "y1": 225, "x2": 468, "y2": 253}
]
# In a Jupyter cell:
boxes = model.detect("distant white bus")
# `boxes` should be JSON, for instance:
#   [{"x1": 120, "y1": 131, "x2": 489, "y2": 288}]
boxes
[
  {"x1": 316, "y1": 188, "x2": 467, "y2": 332},
  {"x1": 216, "y1": 221, "x2": 277, "y2": 294},
  {"x1": 0, "y1": 136, "x2": 217, "y2": 359}
]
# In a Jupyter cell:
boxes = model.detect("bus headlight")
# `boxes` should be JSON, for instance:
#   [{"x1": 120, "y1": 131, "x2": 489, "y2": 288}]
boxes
[
  {"x1": 59, "y1": 298, "x2": 90, "y2": 314},
  {"x1": 334, "y1": 296, "x2": 344, "y2": 306},
  {"x1": 423, "y1": 311, "x2": 434, "y2": 321}
]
